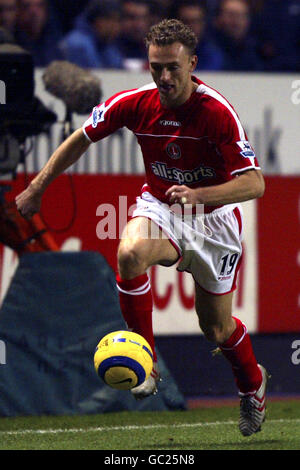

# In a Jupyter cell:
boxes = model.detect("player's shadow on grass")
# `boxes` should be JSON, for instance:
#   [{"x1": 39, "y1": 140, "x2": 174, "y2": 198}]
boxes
[
  {"x1": 145, "y1": 438, "x2": 284, "y2": 450},
  {"x1": 145, "y1": 440, "x2": 199, "y2": 450},
  {"x1": 205, "y1": 439, "x2": 284, "y2": 450}
]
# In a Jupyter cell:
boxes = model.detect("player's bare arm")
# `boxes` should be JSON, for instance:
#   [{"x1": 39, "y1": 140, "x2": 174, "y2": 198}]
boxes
[
  {"x1": 166, "y1": 169, "x2": 265, "y2": 206},
  {"x1": 16, "y1": 128, "x2": 90, "y2": 219}
]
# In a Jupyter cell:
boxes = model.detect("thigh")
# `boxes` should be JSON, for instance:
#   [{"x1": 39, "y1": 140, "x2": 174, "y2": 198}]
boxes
[
  {"x1": 119, "y1": 216, "x2": 179, "y2": 267},
  {"x1": 178, "y1": 204, "x2": 243, "y2": 295}
]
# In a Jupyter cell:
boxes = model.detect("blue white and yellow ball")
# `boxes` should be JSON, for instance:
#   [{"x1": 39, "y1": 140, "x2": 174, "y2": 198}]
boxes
[{"x1": 94, "y1": 330, "x2": 153, "y2": 390}]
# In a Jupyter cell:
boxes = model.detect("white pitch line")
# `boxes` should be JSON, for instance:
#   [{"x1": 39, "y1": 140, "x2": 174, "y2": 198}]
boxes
[{"x1": 0, "y1": 418, "x2": 299, "y2": 436}]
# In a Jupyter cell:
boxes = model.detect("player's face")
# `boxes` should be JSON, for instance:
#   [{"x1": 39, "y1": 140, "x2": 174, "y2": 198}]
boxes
[{"x1": 148, "y1": 42, "x2": 198, "y2": 108}]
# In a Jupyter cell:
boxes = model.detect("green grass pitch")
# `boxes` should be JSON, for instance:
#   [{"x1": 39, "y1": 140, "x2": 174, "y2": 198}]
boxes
[{"x1": 0, "y1": 400, "x2": 299, "y2": 450}]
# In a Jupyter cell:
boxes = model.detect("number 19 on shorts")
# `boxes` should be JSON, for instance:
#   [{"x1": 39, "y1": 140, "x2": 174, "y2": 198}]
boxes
[{"x1": 219, "y1": 253, "x2": 239, "y2": 280}]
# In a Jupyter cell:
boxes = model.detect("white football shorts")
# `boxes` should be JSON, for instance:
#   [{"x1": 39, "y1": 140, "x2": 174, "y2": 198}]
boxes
[{"x1": 131, "y1": 191, "x2": 243, "y2": 295}]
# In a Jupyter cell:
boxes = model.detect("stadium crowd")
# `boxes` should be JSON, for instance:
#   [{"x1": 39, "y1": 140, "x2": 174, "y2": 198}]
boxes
[{"x1": 0, "y1": 0, "x2": 299, "y2": 72}]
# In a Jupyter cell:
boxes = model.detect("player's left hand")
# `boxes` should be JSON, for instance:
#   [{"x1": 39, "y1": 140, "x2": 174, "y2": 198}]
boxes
[{"x1": 165, "y1": 185, "x2": 199, "y2": 206}]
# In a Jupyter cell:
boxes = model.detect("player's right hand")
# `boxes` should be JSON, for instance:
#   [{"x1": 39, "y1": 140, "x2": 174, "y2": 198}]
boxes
[{"x1": 15, "y1": 185, "x2": 42, "y2": 220}]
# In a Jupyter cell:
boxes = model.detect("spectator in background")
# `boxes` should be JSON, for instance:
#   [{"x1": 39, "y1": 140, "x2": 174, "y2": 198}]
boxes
[
  {"x1": 213, "y1": 0, "x2": 262, "y2": 71},
  {"x1": 50, "y1": 0, "x2": 89, "y2": 34},
  {"x1": 59, "y1": 0, "x2": 124, "y2": 69},
  {"x1": 171, "y1": 0, "x2": 224, "y2": 71},
  {"x1": 15, "y1": 0, "x2": 63, "y2": 66},
  {"x1": 148, "y1": 0, "x2": 167, "y2": 26},
  {"x1": 251, "y1": 0, "x2": 300, "y2": 71},
  {"x1": 119, "y1": 0, "x2": 151, "y2": 70},
  {"x1": 0, "y1": 0, "x2": 17, "y2": 35}
]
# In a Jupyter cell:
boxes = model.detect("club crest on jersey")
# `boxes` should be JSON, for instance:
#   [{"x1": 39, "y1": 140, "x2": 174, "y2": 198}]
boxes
[
  {"x1": 166, "y1": 142, "x2": 181, "y2": 160},
  {"x1": 92, "y1": 104, "x2": 105, "y2": 128},
  {"x1": 237, "y1": 140, "x2": 255, "y2": 158}
]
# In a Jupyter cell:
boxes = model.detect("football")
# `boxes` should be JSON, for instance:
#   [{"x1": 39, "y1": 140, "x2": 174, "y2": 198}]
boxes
[{"x1": 94, "y1": 330, "x2": 154, "y2": 390}]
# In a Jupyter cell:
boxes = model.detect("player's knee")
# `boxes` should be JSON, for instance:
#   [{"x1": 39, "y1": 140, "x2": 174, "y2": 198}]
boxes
[
  {"x1": 197, "y1": 316, "x2": 231, "y2": 344},
  {"x1": 202, "y1": 325, "x2": 228, "y2": 344},
  {"x1": 117, "y1": 241, "x2": 148, "y2": 279},
  {"x1": 199, "y1": 323, "x2": 218, "y2": 343}
]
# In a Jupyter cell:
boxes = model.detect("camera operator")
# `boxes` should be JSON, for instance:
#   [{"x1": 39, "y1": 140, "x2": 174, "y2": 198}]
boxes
[{"x1": 0, "y1": 33, "x2": 58, "y2": 254}]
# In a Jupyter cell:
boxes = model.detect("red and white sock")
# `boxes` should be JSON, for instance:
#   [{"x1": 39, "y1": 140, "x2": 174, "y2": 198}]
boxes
[
  {"x1": 219, "y1": 316, "x2": 262, "y2": 394},
  {"x1": 116, "y1": 272, "x2": 157, "y2": 363}
]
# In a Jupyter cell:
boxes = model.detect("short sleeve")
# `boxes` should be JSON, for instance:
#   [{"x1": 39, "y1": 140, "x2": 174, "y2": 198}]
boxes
[
  {"x1": 82, "y1": 89, "x2": 137, "y2": 143},
  {"x1": 82, "y1": 100, "x2": 122, "y2": 143},
  {"x1": 217, "y1": 107, "x2": 260, "y2": 175}
]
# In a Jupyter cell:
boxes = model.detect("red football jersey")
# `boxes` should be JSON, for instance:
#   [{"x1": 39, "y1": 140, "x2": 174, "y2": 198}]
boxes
[{"x1": 83, "y1": 76, "x2": 260, "y2": 204}]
